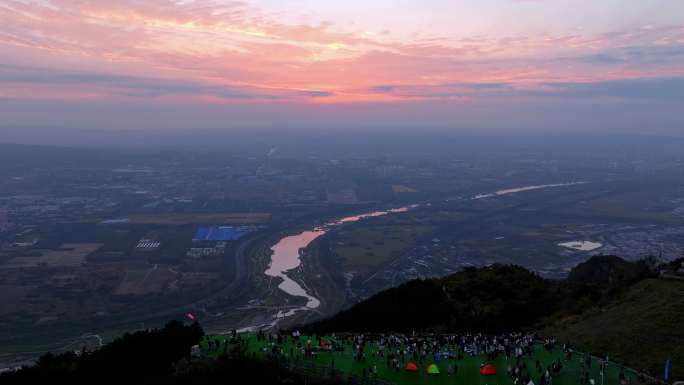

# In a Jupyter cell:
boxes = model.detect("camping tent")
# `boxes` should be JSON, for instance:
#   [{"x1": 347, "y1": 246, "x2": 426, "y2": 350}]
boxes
[
  {"x1": 405, "y1": 362, "x2": 418, "y2": 372},
  {"x1": 426, "y1": 364, "x2": 440, "y2": 374},
  {"x1": 480, "y1": 364, "x2": 497, "y2": 376}
]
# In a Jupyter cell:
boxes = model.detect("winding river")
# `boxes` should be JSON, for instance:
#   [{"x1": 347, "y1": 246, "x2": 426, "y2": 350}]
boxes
[
  {"x1": 472, "y1": 182, "x2": 586, "y2": 200},
  {"x1": 259, "y1": 181, "x2": 586, "y2": 328},
  {"x1": 263, "y1": 206, "x2": 417, "y2": 321}
]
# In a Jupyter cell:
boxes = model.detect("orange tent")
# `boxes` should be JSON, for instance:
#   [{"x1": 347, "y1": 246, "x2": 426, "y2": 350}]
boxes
[
  {"x1": 404, "y1": 362, "x2": 418, "y2": 372},
  {"x1": 480, "y1": 363, "x2": 497, "y2": 376}
]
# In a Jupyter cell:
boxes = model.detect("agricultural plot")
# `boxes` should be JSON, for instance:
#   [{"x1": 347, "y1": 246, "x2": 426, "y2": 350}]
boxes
[
  {"x1": 332, "y1": 225, "x2": 434, "y2": 269},
  {"x1": 126, "y1": 212, "x2": 270, "y2": 225},
  {"x1": 0, "y1": 285, "x2": 32, "y2": 316},
  {"x1": 114, "y1": 265, "x2": 177, "y2": 295},
  {"x1": 555, "y1": 191, "x2": 681, "y2": 223},
  {"x1": 0, "y1": 243, "x2": 102, "y2": 269}
]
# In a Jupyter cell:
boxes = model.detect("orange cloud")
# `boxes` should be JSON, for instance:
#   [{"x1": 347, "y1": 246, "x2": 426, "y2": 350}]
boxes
[{"x1": 1, "y1": 0, "x2": 683, "y2": 104}]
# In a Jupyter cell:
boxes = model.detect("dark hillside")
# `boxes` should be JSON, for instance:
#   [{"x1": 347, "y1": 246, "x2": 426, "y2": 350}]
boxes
[
  {"x1": 567, "y1": 255, "x2": 654, "y2": 287},
  {"x1": 0, "y1": 321, "x2": 338, "y2": 385},
  {"x1": 306, "y1": 265, "x2": 561, "y2": 333},
  {"x1": 545, "y1": 278, "x2": 684, "y2": 380},
  {"x1": 0, "y1": 321, "x2": 203, "y2": 384},
  {"x1": 306, "y1": 257, "x2": 682, "y2": 380}
]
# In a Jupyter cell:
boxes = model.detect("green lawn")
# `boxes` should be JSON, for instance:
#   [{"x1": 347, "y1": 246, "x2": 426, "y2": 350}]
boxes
[
  {"x1": 201, "y1": 335, "x2": 637, "y2": 385},
  {"x1": 546, "y1": 278, "x2": 684, "y2": 380}
]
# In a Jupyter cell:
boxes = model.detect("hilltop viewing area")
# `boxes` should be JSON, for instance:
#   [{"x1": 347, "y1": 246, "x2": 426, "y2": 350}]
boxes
[{"x1": 199, "y1": 332, "x2": 638, "y2": 385}]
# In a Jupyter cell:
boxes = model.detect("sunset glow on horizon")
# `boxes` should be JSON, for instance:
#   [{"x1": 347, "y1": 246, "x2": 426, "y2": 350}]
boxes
[{"x1": 1, "y1": 0, "x2": 683, "y2": 131}]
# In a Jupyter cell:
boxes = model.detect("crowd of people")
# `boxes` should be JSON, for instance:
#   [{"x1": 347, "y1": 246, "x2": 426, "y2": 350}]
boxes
[{"x1": 200, "y1": 330, "x2": 634, "y2": 385}]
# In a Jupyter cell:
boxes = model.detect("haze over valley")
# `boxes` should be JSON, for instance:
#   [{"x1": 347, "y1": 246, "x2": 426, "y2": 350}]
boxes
[
  {"x1": 2, "y1": 133, "x2": 684, "y2": 370},
  {"x1": 2, "y1": 1, "x2": 684, "y2": 383}
]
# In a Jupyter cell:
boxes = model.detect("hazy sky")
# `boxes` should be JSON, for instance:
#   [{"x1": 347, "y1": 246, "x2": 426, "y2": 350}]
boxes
[{"x1": 1, "y1": 0, "x2": 683, "y2": 134}]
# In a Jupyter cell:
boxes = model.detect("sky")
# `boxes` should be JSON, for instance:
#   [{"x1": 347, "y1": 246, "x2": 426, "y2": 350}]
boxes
[{"x1": 0, "y1": 0, "x2": 683, "y2": 135}]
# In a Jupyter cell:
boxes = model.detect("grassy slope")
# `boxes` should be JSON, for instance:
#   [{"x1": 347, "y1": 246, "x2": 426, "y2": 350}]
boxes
[
  {"x1": 545, "y1": 278, "x2": 684, "y2": 380},
  {"x1": 202, "y1": 335, "x2": 636, "y2": 385},
  {"x1": 306, "y1": 261, "x2": 684, "y2": 381}
]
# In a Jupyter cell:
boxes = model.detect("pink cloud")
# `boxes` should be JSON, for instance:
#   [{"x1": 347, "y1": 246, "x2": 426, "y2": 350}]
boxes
[{"x1": 0, "y1": 0, "x2": 683, "y2": 104}]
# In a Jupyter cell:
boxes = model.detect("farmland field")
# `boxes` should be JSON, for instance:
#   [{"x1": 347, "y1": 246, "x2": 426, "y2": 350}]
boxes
[
  {"x1": 332, "y1": 224, "x2": 434, "y2": 268},
  {"x1": 0, "y1": 243, "x2": 102, "y2": 269},
  {"x1": 126, "y1": 212, "x2": 271, "y2": 225}
]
